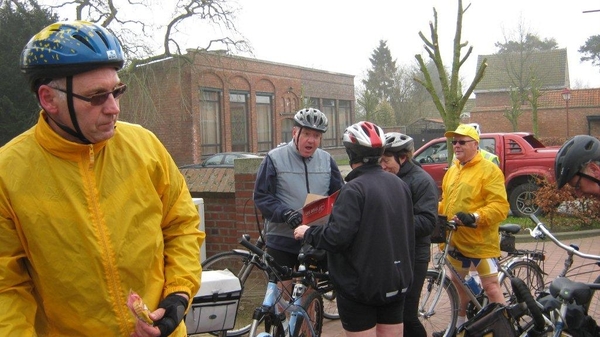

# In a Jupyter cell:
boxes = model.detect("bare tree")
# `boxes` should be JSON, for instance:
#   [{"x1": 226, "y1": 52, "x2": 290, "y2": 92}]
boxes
[
  {"x1": 41, "y1": 0, "x2": 250, "y2": 64},
  {"x1": 495, "y1": 18, "x2": 557, "y2": 135},
  {"x1": 414, "y1": 0, "x2": 487, "y2": 162}
]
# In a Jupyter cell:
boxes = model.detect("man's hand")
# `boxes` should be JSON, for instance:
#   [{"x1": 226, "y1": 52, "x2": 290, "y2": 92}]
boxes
[
  {"x1": 455, "y1": 212, "x2": 476, "y2": 226},
  {"x1": 283, "y1": 209, "x2": 303, "y2": 228},
  {"x1": 154, "y1": 293, "x2": 188, "y2": 337},
  {"x1": 294, "y1": 225, "x2": 310, "y2": 240}
]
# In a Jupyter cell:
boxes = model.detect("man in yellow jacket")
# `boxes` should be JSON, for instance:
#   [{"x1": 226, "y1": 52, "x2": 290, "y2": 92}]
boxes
[
  {"x1": 437, "y1": 124, "x2": 510, "y2": 332},
  {"x1": 0, "y1": 21, "x2": 204, "y2": 336}
]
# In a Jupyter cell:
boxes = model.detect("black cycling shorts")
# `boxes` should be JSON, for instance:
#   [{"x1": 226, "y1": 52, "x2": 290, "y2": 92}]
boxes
[
  {"x1": 337, "y1": 291, "x2": 405, "y2": 332},
  {"x1": 266, "y1": 247, "x2": 299, "y2": 270}
]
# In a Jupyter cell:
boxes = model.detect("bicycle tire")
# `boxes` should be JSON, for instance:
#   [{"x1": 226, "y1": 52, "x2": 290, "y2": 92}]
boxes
[
  {"x1": 419, "y1": 270, "x2": 459, "y2": 337},
  {"x1": 291, "y1": 291, "x2": 324, "y2": 337},
  {"x1": 499, "y1": 259, "x2": 545, "y2": 305},
  {"x1": 201, "y1": 251, "x2": 269, "y2": 336},
  {"x1": 322, "y1": 289, "x2": 339, "y2": 320}
]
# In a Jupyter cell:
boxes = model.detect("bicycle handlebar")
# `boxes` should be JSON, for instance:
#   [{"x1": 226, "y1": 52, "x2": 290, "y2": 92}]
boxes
[
  {"x1": 528, "y1": 214, "x2": 600, "y2": 261},
  {"x1": 238, "y1": 234, "x2": 330, "y2": 280},
  {"x1": 239, "y1": 234, "x2": 292, "y2": 277}
]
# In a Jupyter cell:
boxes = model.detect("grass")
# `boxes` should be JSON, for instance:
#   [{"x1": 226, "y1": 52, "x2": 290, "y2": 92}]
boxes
[{"x1": 503, "y1": 215, "x2": 600, "y2": 233}]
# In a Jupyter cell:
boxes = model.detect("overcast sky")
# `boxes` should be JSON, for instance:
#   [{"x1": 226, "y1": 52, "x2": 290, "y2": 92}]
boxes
[{"x1": 235, "y1": 0, "x2": 600, "y2": 89}]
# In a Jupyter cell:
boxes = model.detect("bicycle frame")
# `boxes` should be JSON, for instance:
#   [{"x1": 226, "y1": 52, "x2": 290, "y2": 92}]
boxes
[
  {"x1": 423, "y1": 221, "x2": 532, "y2": 320},
  {"x1": 422, "y1": 222, "x2": 484, "y2": 321},
  {"x1": 240, "y1": 235, "x2": 324, "y2": 337}
]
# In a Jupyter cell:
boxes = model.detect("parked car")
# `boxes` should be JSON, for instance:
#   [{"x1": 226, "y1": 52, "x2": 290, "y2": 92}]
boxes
[{"x1": 180, "y1": 152, "x2": 261, "y2": 168}]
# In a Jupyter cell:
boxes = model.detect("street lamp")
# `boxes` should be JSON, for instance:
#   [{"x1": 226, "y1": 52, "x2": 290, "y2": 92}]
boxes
[{"x1": 562, "y1": 88, "x2": 571, "y2": 137}]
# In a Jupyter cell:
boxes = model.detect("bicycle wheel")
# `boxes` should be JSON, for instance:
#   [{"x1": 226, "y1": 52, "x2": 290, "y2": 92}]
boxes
[
  {"x1": 322, "y1": 289, "x2": 339, "y2": 320},
  {"x1": 499, "y1": 260, "x2": 544, "y2": 305},
  {"x1": 201, "y1": 251, "x2": 269, "y2": 336},
  {"x1": 292, "y1": 291, "x2": 324, "y2": 337},
  {"x1": 419, "y1": 270, "x2": 459, "y2": 337}
]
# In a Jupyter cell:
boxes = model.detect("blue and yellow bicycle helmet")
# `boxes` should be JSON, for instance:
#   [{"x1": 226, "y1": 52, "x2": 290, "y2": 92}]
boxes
[{"x1": 20, "y1": 20, "x2": 124, "y2": 92}]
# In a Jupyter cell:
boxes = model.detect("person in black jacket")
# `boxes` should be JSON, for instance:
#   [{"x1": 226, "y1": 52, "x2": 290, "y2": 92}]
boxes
[
  {"x1": 382, "y1": 132, "x2": 438, "y2": 337},
  {"x1": 294, "y1": 121, "x2": 414, "y2": 337}
]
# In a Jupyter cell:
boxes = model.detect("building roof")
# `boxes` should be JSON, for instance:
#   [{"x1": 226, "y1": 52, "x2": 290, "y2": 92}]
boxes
[
  {"x1": 475, "y1": 48, "x2": 569, "y2": 93},
  {"x1": 181, "y1": 168, "x2": 235, "y2": 193}
]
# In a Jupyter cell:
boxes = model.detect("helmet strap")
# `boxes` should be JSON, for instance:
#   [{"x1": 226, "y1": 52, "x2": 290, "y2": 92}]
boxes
[
  {"x1": 64, "y1": 77, "x2": 92, "y2": 144},
  {"x1": 294, "y1": 126, "x2": 303, "y2": 152}
]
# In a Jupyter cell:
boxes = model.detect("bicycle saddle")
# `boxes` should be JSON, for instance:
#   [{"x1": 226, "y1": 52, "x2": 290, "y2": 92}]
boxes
[
  {"x1": 499, "y1": 223, "x2": 521, "y2": 234},
  {"x1": 549, "y1": 277, "x2": 593, "y2": 306}
]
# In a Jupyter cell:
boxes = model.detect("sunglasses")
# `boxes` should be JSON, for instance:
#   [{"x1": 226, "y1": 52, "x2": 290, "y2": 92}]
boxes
[
  {"x1": 451, "y1": 140, "x2": 475, "y2": 145},
  {"x1": 50, "y1": 83, "x2": 127, "y2": 106}
]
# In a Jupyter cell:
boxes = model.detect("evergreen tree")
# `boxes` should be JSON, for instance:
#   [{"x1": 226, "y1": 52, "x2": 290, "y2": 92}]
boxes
[
  {"x1": 579, "y1": 35, "x2": 600, "y2": 67},
  {"x1": 0, "y1": 0, "x2": 57, "y2": 146},
  {"x1": 362, "y1": 40, "x2": 398, "y2": 102}
]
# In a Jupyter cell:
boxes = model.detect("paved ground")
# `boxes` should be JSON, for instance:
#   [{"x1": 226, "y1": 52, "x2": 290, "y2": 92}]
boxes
[{"x1": 321, "y1": 230, "x2": 600, "y2": 337}]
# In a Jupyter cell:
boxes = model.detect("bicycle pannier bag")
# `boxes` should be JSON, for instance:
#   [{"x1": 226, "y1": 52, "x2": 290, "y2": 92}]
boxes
[
  {"x1": 500, "y1": 233, "x2": 516, "y2": 253},
  {"x1": 185, "y1": 269, "x2": 242, "y2": 334},
  {"x1": 431, "y1": 215, "x2": 448, "y2": 244},
  {"x1": 456, "y1": 302, "x2": 517, "y2": 337}
]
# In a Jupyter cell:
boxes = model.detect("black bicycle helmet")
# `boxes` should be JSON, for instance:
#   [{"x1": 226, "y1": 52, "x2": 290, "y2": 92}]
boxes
[
  {"x1": 343, "y1": 121, "x2": 385, "y2": 164},
  {"x1": 20, "y1": 20, "x2": 125, "y2": 92},
  {"x1": 293, "y1": 108, "x2": 328, "y2": 133},
  {"x1": 555, "y1": 135, "x2": 600, "y2": 188},
  {"x1": 384, "y1": 132, "x2": 414, "y2": 154}
]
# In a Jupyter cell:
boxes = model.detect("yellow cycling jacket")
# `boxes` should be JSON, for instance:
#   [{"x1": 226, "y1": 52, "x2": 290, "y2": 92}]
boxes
[
  {"x1": 438, "y1": 152, "x2": 509, "y2": 258},
  {"x1": 0, "y1": 112, "x2": 204, "y2": 336}
]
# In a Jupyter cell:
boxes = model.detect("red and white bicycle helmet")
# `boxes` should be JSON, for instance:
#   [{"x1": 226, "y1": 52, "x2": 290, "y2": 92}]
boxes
[
  {"x1": 343, "y1": 121, "x2": 385, "y2": 164},
  {"x1": 384, "y1": 132, "x2": 414, "y2": 154},
  {"x1": 555, "y1": 135, "x2": 600, "y2": 188}
]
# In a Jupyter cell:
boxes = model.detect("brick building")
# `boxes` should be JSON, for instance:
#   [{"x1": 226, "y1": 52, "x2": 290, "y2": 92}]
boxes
[
  {"x1": 470, "y1": 49, "x2": 600, "y2": 137},
  {"x1": 472, "y1": 88, "x2": 600, "y2": 137},
  {"x1": 119, "y1": 50, "x2": 355, "y2": 166}
]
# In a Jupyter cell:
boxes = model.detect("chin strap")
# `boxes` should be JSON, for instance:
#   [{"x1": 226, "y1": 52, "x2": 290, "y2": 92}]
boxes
[{"x1": 50, "y1": 76, "x2": 91, "y2": 144}]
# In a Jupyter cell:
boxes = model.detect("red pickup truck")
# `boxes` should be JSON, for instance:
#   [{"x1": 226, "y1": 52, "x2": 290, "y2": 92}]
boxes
[{"x1": 413, "y1": 132, "x2": 559, "y2": 217}]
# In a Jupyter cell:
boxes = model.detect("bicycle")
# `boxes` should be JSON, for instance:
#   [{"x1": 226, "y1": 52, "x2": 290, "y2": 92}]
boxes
[
  {"x1": 527, "y1": 214, "x2": 600, "y2": 324},
  {"x1": 497, "y1": 223, "x2": 547, "y2": 307},
  {"x1": 419, "y1": 218, "x2": 546, "y2": 337},
  {"x1": 238, "y1": 234, "x2": 327, "y2": 337}
]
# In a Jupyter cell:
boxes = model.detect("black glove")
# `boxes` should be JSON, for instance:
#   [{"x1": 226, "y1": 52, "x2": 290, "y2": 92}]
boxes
[
  {"x1": 155, "y1": 293, "x2": 188, "y2": 337},
  {"x1": 456, "y1": 212, "x2": 476, "y2": 226},
  {"x1": 283, "y1": 209, "x2": 303, "y2": 228}
]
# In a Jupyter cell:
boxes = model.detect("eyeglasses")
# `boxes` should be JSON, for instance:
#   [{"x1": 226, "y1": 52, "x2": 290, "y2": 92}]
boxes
[
  {"x1": 451, "y1": 140, "x2": 476, "y2": 146},
  {"x1": 50, "y1": 83, "x2": 127, "y2": 106}
]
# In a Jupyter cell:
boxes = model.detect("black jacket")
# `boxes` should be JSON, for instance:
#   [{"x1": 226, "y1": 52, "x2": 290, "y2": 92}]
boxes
[
  {"x1": 398, "y1": 159, "x2": 438, "y2": 263},
  {"x1": 305, "y1": 164, "x2": 415, "y2": 305}
]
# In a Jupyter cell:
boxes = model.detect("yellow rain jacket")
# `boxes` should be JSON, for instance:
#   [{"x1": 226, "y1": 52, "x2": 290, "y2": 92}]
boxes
[
  {"x1": 0, "y1": 112, "x2": 204, "y2": 336},
  {"x1": 438, "y1": 152, "x2": 509, "y2": 258}
]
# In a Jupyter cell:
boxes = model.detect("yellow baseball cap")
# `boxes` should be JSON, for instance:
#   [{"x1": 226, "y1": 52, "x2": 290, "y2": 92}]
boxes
[{"x1": 444, "y1": 124, "x2": 480, "y2": 142}]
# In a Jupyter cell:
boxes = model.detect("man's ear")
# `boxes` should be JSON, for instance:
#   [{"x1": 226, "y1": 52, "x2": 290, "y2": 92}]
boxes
[{"x1": 38, "y1": 86, "x2": 60, "y2": 115}]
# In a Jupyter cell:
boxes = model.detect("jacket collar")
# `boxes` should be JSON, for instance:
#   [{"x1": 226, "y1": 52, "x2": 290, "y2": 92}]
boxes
[{"x1": 35, "y1": 110, "x2": 109, "y2": 161}]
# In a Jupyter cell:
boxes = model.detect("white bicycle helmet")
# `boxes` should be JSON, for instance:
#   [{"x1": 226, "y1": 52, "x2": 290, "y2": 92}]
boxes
[
  {"x1": 343, "y1": 121, "x2": 385, "y2": 164},
  {"x1": 294, "y1": 108, "x2": 328, "y2": 133},
  {"x1": 384, "y1": 132, "x2": 414, "y2": 154},
  {"x1": 555, "y1": 135, "x2": 600, "y2": 188}
]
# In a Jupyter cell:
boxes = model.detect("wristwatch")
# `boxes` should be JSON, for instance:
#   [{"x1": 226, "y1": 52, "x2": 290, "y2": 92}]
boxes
[{"x1": 472, "y1": 212, "x2": 480, "y2": 224}]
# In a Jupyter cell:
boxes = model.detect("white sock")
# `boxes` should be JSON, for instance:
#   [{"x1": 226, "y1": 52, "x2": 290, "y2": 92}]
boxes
[{"x1": 456, "y1": 315, "x2": 466, "y2": 328}]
